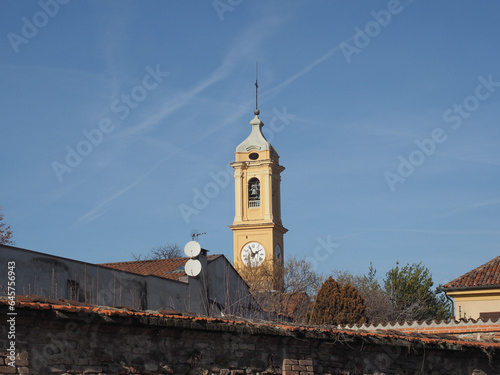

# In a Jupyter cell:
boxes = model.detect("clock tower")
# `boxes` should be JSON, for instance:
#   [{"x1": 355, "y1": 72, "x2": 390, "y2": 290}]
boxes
[{"x1": 229, "y1": 107, "x2": 287, "y2": 290}]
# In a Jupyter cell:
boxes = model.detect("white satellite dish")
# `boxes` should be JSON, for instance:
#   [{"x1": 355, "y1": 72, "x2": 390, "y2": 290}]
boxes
[
  {"x1": 185, "y1": 259, "x2": 202, "y2": 277},
  {"x1": 184, "y1": 241, "x2": 201, "y2": 258}
]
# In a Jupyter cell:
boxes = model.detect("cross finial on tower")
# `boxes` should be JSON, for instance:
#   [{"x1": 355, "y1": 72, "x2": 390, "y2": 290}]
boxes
[{"x1": 254, "y1": 61, "x2": 260, "y2": 116}]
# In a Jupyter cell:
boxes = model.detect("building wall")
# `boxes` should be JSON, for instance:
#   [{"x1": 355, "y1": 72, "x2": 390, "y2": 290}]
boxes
[
  {"x1": 0, "y1": 245, "x2": 256, "y2": 316},
  {"x1": 205, "y1": 256, "x2": 255, "y2": 317},
  {"x1": 1, "y1": 301, "x2": 499, "y2": 375},
  {"x1": 142, "y1": 275, "x2": 188, "y2": 311},
  {"x1": 0, "y1": 245, "x2": 149, "y2": 309},
  {"x1": 447, "y1": 289, "x2": 500, "y2": 320},
  {"x1": 455, "y1": 298, "x2": 500, "y2": 320}
]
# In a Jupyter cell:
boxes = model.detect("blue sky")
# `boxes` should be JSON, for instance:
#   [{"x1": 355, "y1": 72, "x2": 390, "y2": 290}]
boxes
[{"x1": 1, "y1": 0, "x2": 499, "y2": 287}]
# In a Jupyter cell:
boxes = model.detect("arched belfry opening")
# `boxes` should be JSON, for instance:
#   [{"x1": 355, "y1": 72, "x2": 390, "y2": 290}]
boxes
[{"x1": 248, "y1": 178, "x2": 260, "y2": 208}]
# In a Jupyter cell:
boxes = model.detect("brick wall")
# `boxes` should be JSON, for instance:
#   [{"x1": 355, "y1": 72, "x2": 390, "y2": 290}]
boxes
[
  {"x1": 1, "y1": 301, "x2": 500, "y2": 375},
  {"x1": 282, "y1": 359, "x2": 313, "y2": 375}
]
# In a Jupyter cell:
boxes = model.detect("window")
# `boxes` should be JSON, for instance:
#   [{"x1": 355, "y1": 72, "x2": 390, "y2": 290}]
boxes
[{"x1": 248, "y1": 178, "x2": 260, "y2": 208}]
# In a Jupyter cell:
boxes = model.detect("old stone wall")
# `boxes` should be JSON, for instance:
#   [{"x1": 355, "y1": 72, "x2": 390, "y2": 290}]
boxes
[{"x1": 1, "y1": 301, "x2": 499, "y2": 375}]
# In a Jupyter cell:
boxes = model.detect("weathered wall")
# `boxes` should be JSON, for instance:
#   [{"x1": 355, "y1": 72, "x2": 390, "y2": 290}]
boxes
[
  {"x1": 1, "y1": 245, "x2": 154, "y2": 309},
  {"x1": 1, "y1": 301, "x2": 499, "y2": 375},
  {"x1": 0, "y1": 245, "x2": 256, "y2": 317},
  {"x1": 445, "y1": 288, "x2": 500, "y2": 320},
  {"x1": 456, "y1": 298, "x2": 500, "y2": 321},
  {"x1": 205, "y1": 256, "x2": 255, "y2": 317}
]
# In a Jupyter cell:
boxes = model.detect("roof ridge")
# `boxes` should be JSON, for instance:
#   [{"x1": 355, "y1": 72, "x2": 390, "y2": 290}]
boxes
[{"x1": 100, "y1": 256, "x2": 191, "y2": 266}]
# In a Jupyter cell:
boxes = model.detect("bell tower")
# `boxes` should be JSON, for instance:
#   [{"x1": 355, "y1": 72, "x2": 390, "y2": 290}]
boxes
[{"x1": 229, "y1": 105, "x2": 287, "y2": 290}]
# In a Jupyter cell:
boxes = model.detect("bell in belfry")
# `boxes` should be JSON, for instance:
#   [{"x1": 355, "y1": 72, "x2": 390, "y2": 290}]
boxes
[
  {"x1": 250, "y1": 185, "x2": 259, "y2": 196},
  {"x1": 248, "y1": 177, "x2": 261, "y2": 200}
]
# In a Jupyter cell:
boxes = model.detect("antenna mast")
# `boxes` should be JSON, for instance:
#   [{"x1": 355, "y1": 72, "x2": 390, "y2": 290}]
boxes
[{"x1": 191, "y1": 232, "x2": 206, "y2": 241}]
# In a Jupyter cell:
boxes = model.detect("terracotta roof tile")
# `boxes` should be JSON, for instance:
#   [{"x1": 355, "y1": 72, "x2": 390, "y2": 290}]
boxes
[
  {"x1": 444, "y1": 256, "x2": 500, "y2": 289},
  {"x1": 100, "y1": 255, "x2": 220, "y2": 281}
]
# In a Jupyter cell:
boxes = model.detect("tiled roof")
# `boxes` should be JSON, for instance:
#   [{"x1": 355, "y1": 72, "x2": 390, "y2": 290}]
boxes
[
  {"x1": 444, "y1": 256, "x2": 500, "y2": 289},
  {"x1": 100, "y1": 254, "x2": 221, "y2": 281}
]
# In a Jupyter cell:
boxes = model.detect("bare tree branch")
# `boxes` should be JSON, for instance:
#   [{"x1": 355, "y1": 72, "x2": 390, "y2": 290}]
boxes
[
  {"x1": 131, "y1": 243, "x2": 183, "y2": 260},
  {"x1": 0, "y1": 207, "x2": 15, "y2": 245}
]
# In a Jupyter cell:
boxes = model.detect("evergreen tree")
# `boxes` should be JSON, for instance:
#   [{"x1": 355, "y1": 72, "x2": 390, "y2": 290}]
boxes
[
  {"x1": 334, "y1": 263, "x2": 392, "y2": 323},
  {"x1": 308, "y1": 276, "x2": 367, "y2": 326},
  {"x1": 384, "y1": 262, "x2": 452, "y2": 321}
]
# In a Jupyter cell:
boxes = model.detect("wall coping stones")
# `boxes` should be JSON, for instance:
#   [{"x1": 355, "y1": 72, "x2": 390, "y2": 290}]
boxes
[{"x1": 2, "y1": 297, "x2": 500, "y2": 351}]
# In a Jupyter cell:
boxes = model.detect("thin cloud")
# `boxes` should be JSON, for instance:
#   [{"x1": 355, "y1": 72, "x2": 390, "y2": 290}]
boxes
[
  {"x1": 74, "y1": 12, "x2": 296, "y2": 225},
  {"x1": 179, "y1": 46, "x2": 345, "y2": 143},
  {"x1": 77, "y1": 5, "x2": 390, "y2": 225},
  {"x1": 263, "y1": 46, "x2": 341, "y2": 99},
  {"x1": 368, "y1": 227, "x2": 500, "y2": 236},
  {"x1": 121, "y1": 70, "x2": 224, "y2": 137},
  {"x1": 122, "y1": 11, "x2": 290, "y2": 138},
  {"x1": 75, "y1": 159, "x2": 165, "y2": 225},
  {"x1": 430, "y1": 199, "x2": 500, "y2": 221},
  {"x1": 441, "y1": 150, "x2": 500, "y2": 166},
  {"x1": 98, "y1": 2, "x2": 136, "y2": 98}
]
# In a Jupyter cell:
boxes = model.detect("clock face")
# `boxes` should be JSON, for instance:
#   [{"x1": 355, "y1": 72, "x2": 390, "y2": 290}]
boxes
[
  {"x1": 241, "y1": 242, "x2": 265, "y2": 267},
  {"x1": 275, "y1": 244, "x2": 282, "y2": 260}
]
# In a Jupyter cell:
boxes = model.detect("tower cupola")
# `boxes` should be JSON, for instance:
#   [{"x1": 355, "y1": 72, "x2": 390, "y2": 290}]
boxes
[{"x1": 235, "y1": 110, "x2": 278, "y2": 156}]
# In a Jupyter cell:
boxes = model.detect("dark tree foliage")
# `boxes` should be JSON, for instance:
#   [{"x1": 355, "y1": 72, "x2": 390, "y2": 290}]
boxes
[
  {"x1": 384, "y1": 262, "x2": 453, "y2": 321},
  {"x1": 308, "y1": 276, "x2": 367, "y2": 326},
  {"x1": 0, "y1": 207, "x2": 14, "y2": 245},
  {"x1": 334, "y1": 263, "x2": 392, "y2": 323}
]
